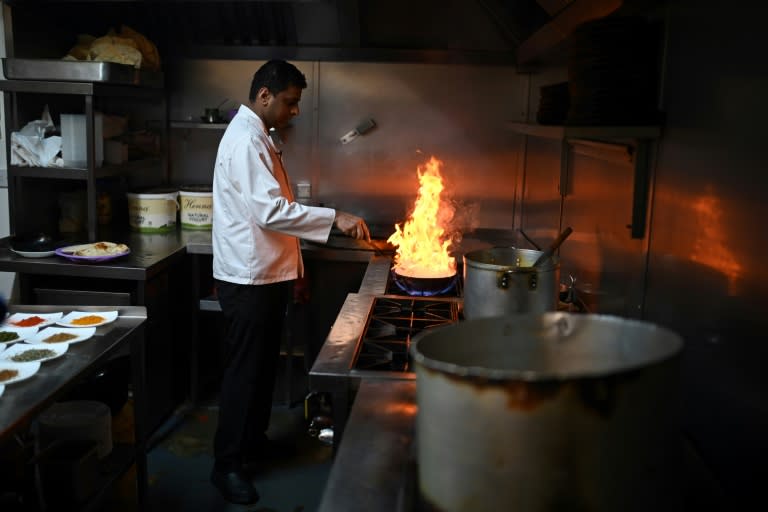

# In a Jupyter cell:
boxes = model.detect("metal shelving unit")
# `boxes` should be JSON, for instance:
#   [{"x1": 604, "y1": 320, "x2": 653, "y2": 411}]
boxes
[{"x1": 0, "y1": 79, "x2": 167, "y2": 241}]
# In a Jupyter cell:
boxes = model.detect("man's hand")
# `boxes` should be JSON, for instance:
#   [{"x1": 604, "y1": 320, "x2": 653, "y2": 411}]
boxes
[{"x1": 334, "y1": 211, "x2": 371, "y2": 241}]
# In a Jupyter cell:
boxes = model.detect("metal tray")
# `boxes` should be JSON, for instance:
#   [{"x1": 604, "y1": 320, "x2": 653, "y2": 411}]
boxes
[{"x1": 2, "y1": 58, "x2": 163, "y2": 87}]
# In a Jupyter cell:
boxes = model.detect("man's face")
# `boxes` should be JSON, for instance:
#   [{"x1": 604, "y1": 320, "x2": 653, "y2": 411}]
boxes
[{"x1": 262, "y1": 85, "x2": 302, "y2": 129}]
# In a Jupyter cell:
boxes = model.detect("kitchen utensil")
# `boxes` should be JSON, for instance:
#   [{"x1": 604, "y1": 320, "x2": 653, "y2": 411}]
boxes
[
  {"x1": 411, "y1": 313, "x2": 685, "y2": 512},
  {"x1": 532, "y1": 226, "x2": 573, "y2": 267},
  {"x1": 462, "y1": 247, "x2": 559, "y2": 319},
  {"x1": 517, "y1": 228, "x2": 541, "y2": 250}
]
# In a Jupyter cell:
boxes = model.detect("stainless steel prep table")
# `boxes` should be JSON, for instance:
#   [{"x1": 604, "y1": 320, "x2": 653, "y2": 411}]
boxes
[
  {"x1": 0, "y1": 305, "x2": 149, "y2": 510},
  {"x1": 0, "y1": 231, "x2": 188, "y2": 437}
]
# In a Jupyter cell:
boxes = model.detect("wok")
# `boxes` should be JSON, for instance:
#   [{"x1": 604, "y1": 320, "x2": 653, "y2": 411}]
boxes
[{"x1": 391, "y1": 269, "x2": 457, "y2": 297}]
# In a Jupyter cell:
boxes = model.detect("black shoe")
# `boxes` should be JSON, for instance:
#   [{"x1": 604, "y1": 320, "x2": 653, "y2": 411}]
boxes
[{"x1": 210, "y1": 467, "x2": 260, "y2": 505}]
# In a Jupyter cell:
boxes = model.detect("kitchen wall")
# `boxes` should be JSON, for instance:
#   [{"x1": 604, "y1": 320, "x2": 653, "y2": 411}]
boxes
[
  {"x1": 167, "y1": 60, "x2": 525, "y2": 234},
  {"x1": 518, "y1": 0, "x2": 766, "y2": 505}
]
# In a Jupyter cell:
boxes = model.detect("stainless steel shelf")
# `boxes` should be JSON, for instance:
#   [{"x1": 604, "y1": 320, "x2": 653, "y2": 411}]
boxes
[
  {"x1": 171, "y1": 121, "x2": 228, "y2": 130},
  {"x1": 506, "y1": 122, "x2": 662, "y2": 140},
  {"x1": 0, "y1": 79, "x2": 163, "y2": 97},
  {"x1": 8, "y1": 158, "x2": 163, "y2": 180},
  {"x1": 507, "y1": 121, "x2": 662, "y2": 239}
]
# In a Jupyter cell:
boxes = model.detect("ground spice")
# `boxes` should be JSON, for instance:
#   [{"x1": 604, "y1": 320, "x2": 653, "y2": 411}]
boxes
[
  {"x1": 12, "y1": 315, "x2": 46, "y2": 327},
  {"x1": 70, "y1": 315, "x2": 105, "y2": 326},
  {"x1": 0, "y1": 331, "x2": 20, "y2": 342},
  {"x1": 43, "y1": 332, "x2": 78, "y2": 343},
  {"x1": 11, "y1": 349, "x2": 56, "y2": 362},
  {"x1": 0, "y1": 368, "x2": 19, "y2": 382}
]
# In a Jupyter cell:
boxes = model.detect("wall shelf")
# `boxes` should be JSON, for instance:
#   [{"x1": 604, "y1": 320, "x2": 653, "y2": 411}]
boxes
[
  {"x1": 509, "y1": 121, "x2": 661, "y2": 239},
  {"x1": 170, "y1": 121, "x2": 228, "y2": 130},
  {"x1": 506, "y1": 122, "x2": 662, "y2": 141},
  {"x1": 8, "y1": 158, "x2": 164, "y2": 180}
]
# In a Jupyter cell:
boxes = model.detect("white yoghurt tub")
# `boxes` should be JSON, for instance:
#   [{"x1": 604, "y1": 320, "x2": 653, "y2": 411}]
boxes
[
  {"x1": 126, "y1": 189, "x2": 179, "y2": 233},
  {"x1": 179, "y1": 186, "x2": 213, "y2": 230}
]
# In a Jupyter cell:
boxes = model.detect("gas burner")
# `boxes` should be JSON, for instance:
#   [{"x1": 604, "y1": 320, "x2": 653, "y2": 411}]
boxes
[
  {"x1": 372, "y1": 297, "x2": 455, "y2": 320},
  {"x1": 352, "y1": 296, "x2": 460, "y2": 373}
]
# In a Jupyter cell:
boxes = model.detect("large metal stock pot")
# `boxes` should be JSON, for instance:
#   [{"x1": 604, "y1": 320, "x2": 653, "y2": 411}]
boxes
[
  {"x1": 462, "y1": 247, "x2": 559, "y2": 318},
  {"x1": 411, "y1": 313, "x2": 685, "y2": 512}
]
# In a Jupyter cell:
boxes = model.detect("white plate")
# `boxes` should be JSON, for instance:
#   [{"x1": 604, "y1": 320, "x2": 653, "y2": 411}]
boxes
[
  {"x1": 56, "y1": 310, "x2": 119, "y2": 328},
  {"x1": 0, "y1": 361, "x2": 41, "y2": 385},
  {"x1": 25, "y1": 326, "x2": 96, "y2": 346},
  {"x1": 11, "y1": 248, "x2": 56, "y2": 258},
  {"x1": 4, "y1": 312, "x2": 63, "y2": 329},
  {"x1": 0, "y1": 325, "x2": 40, "y2": 345},
  {"x1": 0, "y1": 342, "x2": 68, "y2": 363}
]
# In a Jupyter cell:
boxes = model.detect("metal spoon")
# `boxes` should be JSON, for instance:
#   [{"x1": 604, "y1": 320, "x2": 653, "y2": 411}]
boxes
[{"x1": 532, "y1": 226, "x2": 573, "y2": 268}]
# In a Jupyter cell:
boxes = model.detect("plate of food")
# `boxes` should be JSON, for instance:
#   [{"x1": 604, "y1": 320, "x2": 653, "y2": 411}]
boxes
[
  {"x1": 56, "y1": 310, "x2": 118, "y2": 328},
  {"x1": 0, "y1": 343, "x2": 68, "y2": 363},
  {"x1": 4, "y1": 312, "x2": 63, "y2": 329},
  {"x1": 25, "y1": 326, "x2": 96, "y2": 346},
  {"x1": 55, "y1": 241, "x2": 130, "y2": 263},
  {"x1": 0, "y1": 325, "x2": 40, "y2": 345},
  {"x1": 0, "y1": 361, "x2": 41, "y2": 385}
]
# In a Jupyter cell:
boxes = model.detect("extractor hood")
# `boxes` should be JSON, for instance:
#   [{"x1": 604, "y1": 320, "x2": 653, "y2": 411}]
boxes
[{"x1": 3, "y1": 0, "x2": 638, "y2": 66}]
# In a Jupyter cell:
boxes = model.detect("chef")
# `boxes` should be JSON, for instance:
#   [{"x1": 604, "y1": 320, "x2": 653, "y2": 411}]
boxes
[{"x1": 210, "y1": 59, "x2": 370, "y2": 505}]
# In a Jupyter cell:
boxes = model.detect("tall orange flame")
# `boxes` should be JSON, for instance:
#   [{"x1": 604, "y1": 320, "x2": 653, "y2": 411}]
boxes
[{"x1": 387, "y1": 156, "x2": 456, "y2": 278}]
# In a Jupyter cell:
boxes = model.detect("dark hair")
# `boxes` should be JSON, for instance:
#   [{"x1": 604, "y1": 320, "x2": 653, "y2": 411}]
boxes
[{"x1": 249, "y1": 60, "x2": 307, "y2": 101}]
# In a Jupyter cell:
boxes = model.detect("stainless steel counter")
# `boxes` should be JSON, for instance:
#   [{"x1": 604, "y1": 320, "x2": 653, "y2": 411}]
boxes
[
  {"x1": 0, "y1": 231, "x2": 188, "y2": 280},
  {"x1": 0, "y1": 228, "x2": 384, "y2": 280},
  {"x1": 317, "y1": 380, "x2": 416, "y2": 512}
]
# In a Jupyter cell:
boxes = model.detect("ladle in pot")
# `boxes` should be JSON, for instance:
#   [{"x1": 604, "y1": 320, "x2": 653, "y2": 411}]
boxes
[{"x1": 532, "y1": 226, "x2": 573, "y2": 268}]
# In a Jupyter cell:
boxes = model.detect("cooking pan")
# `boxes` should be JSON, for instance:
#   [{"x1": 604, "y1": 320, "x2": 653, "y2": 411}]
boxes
[{"x1": 391, "y1": 269, "x2": 457, "y2": 297}]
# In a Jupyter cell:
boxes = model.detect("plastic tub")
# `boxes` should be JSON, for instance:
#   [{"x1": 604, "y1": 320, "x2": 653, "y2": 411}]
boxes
[
  {"x1": 179, "y1": 185, "x2": 213, "y2": 230},
  {"x1": 126, "y1": 188, "x2": 178, "y2": 232}
]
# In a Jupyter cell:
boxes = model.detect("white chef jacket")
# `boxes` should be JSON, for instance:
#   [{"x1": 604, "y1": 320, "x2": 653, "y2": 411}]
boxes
[{"x1": 212, "y1": 105, "x2": 336, "y2": 285}]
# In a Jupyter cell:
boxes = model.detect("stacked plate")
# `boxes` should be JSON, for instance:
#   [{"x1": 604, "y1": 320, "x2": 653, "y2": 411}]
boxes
[{"x1": 566, "y1": 16, "x2": 661, "y2": 126}]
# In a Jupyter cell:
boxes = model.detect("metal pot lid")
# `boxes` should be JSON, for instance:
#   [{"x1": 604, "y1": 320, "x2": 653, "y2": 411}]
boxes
[{"x1": 411, "y1": 313, "x2": 683, "y2": 381}]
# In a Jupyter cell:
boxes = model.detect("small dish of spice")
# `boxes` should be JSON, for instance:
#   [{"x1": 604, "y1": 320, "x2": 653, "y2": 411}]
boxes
[
  {"x1": 0, "y1": 361, "x2": 41, "y2": 385},
  {"x1": 0, "y1": 342, "x2": 68, "y2": 363},
  {"x1": 56, "y1": 310, "x2": 118, "y2": 328},
  {"x1": 0, "y1": 326, "x2": 41, "y2": 346},
  {"x1": 24, "y1": 326, "x2": 97, "y2": 346},
  {"x1": 5, "y1": 312, "x2": 63, "y2": 329}
]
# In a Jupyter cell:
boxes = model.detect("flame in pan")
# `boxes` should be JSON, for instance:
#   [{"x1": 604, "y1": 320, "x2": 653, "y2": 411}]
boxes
[{"x1": 387, "y1": 156, "x2": 456, "y2": 278}]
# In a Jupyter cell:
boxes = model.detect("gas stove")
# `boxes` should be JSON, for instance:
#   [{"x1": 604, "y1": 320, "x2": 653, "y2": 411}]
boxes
[{"x1": 351, "y1": 296, "x2": 461, "y2": 374}]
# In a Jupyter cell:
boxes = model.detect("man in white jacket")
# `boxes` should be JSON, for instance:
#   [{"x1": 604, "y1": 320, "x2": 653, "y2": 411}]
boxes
[{"x1": 210, "y1": 60, "x2": 369, "y2": 505}]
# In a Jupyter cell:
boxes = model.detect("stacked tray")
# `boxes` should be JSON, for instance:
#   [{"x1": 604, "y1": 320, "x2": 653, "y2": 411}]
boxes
[{"x1": 2, "y1": 58, "x2": 163, "y2": 87}]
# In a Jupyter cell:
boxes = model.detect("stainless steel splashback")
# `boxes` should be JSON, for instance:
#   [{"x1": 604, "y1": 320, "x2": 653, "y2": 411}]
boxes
[{"x1": 168, "y1": 59, "x2": 525, "y2": 228}]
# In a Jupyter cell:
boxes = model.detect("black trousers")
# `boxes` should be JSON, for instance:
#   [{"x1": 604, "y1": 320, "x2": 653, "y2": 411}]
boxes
[{"x1": 213, "y1": 278, "x2": 293, "y2": 470}]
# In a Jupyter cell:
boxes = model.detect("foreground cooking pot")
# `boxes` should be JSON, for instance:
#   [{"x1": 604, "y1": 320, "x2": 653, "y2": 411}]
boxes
[
  {"x1": 463, "y1": 247, "x2": 559, "y2": 319},
  {"x1": 411, "y1": 313, "x2": 684, "y2": 512}
]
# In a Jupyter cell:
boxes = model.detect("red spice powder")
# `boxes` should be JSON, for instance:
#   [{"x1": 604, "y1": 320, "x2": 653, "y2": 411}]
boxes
[{"x1": 12, "y1": 315, "x2": 46, "y2": 327}]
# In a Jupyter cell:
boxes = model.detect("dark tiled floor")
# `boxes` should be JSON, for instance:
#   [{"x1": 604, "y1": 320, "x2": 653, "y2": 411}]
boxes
[{"x1": 102, "y1": 365, "x2": 334, "y2": 512}]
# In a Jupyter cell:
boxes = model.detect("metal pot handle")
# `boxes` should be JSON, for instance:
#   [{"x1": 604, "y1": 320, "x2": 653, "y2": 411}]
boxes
[{"x1": 498, "y1": 270, "x2": 538, "y2": 290}]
